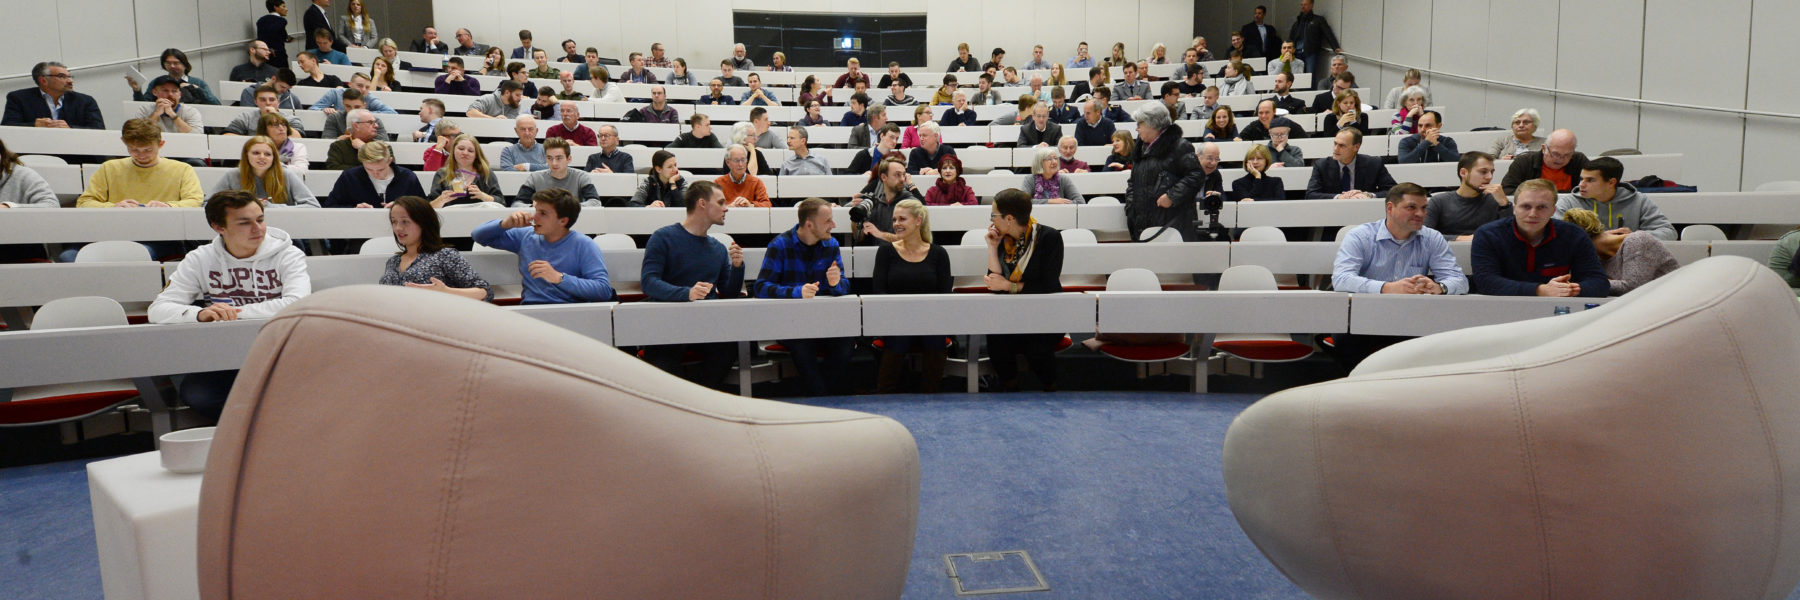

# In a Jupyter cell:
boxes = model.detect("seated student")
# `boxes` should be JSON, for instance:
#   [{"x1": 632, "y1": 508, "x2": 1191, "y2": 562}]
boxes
[
  {"x1": 780, "y1": 128, "x2": 832, "y2": 176},
  {"x1": 943, "y1": 92, "x2": 978, "y2": 126},
  {"x1": 841, "y1": 93, "x2": 871, "y2": 127},
  {"x1": 663, "y1": 58, "x2": 693, "y2": 86},
  {"x1": 1396, "y1": 110, "x2": 1459, "y2": 163},
  {"x1": 1218, "y1": 61, "x2": 1255, "y2": 97},
  {"x1": 379, "y1": 195, "x2": 493, "y2": 301},
  {"x1": 1554, "y1": 156, "x2": 1676, "y2": 241},
  {"x1": 224, "y1": 85, "x2": 304, "y2": 137},
  {"x1": 1770, "y1": 227, "x2": 1800, "y2": 297},
  {"x1": 294, "y1": 51, "x2": 344, "y2": 88},
  {"x1": 77, "y1": 118, "x2": 203, "y2": 209},
  {"x1": 1389, "y1": 86, "x2": 1428, "y2": 134},
  {"x1": 982, "y1": 189, "x2": 1066, "y2": 392},
  {"x1": 1310, "y1": 71, "x2": 1356, "y2": 115},
  {"x1": 429, "y1": 134, "x2": 502, "y2": 208},
  {"x1": 1102, "y1": 131, "x2": 1134, "y2": 172},
  {"x1": 797, "y1": 100, "x2": 830, "y2": 127},
  {"x1": 473, "y1": 188, "x2": 614, "y2": 304},
  {"x1": 631, "y1": 86, "x2": 681, "y2": 124},
  {"x1": 149, "y1": 190, "x2": 311, "y2": 419},
  {"x1": 325, "y1": 108, "x2": 384, "y2": 170},
  {"x1": 753, "y1": 198, "x2": 853, "y2": 395},
  {"x1": 517, "y1": 138, "x2": 603, "y2": 207},
  {"x1": 1425, "y1": 151, "x2": 1509, "y2": 239},
  {"x1": 1266, "y1": 126, "x2": 1303, "y2": 167},
  {"x1": 528, "y1": 84, "x2": 560, "y2": 121},
  {"x1": 1070, "y1": 98, "x2": 1116, "y2": 147},
  {"x1": 872, "y1": 198, "x2": 953, "y2": 393},
  {"x1": 4, "y1": 62, "x2": 106, "y2": 129},
  {"x1": 1327, "y1": 182, "x2": 1467, "y2": 367},
  {"x1": 129, "y1": 48, "x2": 220, "y2": 105},
  {"x1": 715, "y1": 61, "x2": 747, "y2": 87},
  {"x1": 1469, "y1": 178, "x2": 1609, "y2": 298},
  {"x1": 925, "y1": 154, "x2": 976, "y2": 205},
  {"x1": 741, "y1": 73, "x2": 778, "y2": 107},
  {"x1": 1306, "y1": 129, "x2": 1396, "y2": 199},
  {"x1": 324, "y1": 141, "x2": 424, "y2": 208},
  {"x1": 0, "y1": 136, "x2": 58, "y2": 208},
  {"x1": 214, "y1": 136, "x2": 317, "y2": 207},
  {"x1": 313, "y1": 29, "x2": 351, "y2": 65},
  {"x1": 1266, "y1": 72, "x2": 1305, "y2": 115},
  {"x1": 640, "y1": 181, "x2": 747, "y2": 388},
  {"x1": 527, "y1": 48, "x2": 559, "y2": 79},
  {"x1": 724, "y1": 121, "x2": 776, "y2": 176},
  {"x1": 434, "y1": 56, "x2": 481, "y2": 96},
  {"x1": 848, "y1": 124, "x2": 902, "y2": 181},
  {"x1": 667, "y1": 113, "x2": 723, "y2": 149},
  {"x1": 901, "y1": 105, "x2": 935, "y2": 149},
  {"x1": 1231, "y1": 145, "x2": 1286, "y2": 201},
  {"x1": 1561, "y1": 207, "x2": 1679, "y2": 296},
  {"x1": 230, "y1": 40, "x2": 282, "y2": 82},
  {"x1": 320, "y1": 90, "x2": 390, "y2": 141},
  {"x1": 699, "y1": 78, "x2": 738, "y2": 106},
  {"x1": 310, "y1": 73, "x2": 394, "y2": 113},
  {"x1": 931, "y1": 74, "x2": 957, "y2": 105},
  {"x1": 1320, "y1": 89, "x2": 1370, "y2": 138},
  {"x1": 467, "y1": 80, "x2": 527, "y2": 120},
  {"x1": 420, "y1": 119, "x2": 459, "y2": 172},
  {"x1": 1022, "y1": 147, "x2": 1084, "y2": 205},
  {"x1": 852, "y1": 156, "x2": 927, "y2": 245},
  {"x1": 541, "y1": 102, "x2": 594, "y2": 146},
  {"x1": 632, "y1": 150, "x2": 688, "y2": 207},
  {"x1": 1238, "y1": 99, "x2": 1306, "y2": 142},
  {"x1": 1018, "y1": 103, "x2": 1063, "y2": 147},
  {"x1": 1046, "y1": 87, "x2": 1079, "y2": 124},
  {"x1": 131, "y1": 76, "x2": 204, "y2": 134},
  {"x1": 882, "y1": 80, "x2": 919, "y2": 107},
  {"x1": 714, "y1": 145, "x2": 770, "y2": 207},
  {"x1": 1202, "y1": 106, "x2": 1237, "y2": 142},
  {"x1": 1092, "y1": 88, "x2": 1132, "y2": 123},
  {"x1": 499, "y1": 115, "x2": 547, "y2": 172}
]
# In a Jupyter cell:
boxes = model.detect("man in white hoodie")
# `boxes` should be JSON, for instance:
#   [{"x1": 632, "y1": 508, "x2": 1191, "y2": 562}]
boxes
[{"x1": 151, "y1": 190, "x2": 312, "y2": 419}]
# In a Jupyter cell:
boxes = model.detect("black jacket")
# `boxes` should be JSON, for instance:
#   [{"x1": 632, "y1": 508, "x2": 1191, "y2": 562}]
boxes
[
  {"x1": 411, "y1": 39, "x2": 450, "y2": 53},
  {"x1": 907, "y1": 144, "x2": 956, "y2": 175},
  {"x1": 1289, "y1": 11, "x2": 1340, "y2": 57},
  {"x1": 2, "y1": 89, "x2": 104, "y2": 129},
  {"x1": 1306, "y1": 154, "x2": 1396, "y2": 199},
  {"x1": 992, "y1": 224, "x2": 1065, "y2": 295},
  {"x1": 1018, "y1": 121, "x2": 1062, "y2": 147},
  {"x1": 1238, "y1": 117, "x2": 1306, "y2": 142},
  {"x1": 1269, "y1": 93, "x2": 1306, "y2": 115},
  {"x1": 1232, "y1": 173, "x2": 1287, "y2": 201},
  {"x1": 323, "y1": 165, "x2": 426, "y2": 208},
  {"x1": 1124, "y1": 123, "x2": 1204, "y2": 239},
  {"x1": 1500, "y1": 149, "x2": 1589, "y2": 195},
  {"x1": 1239, "y1": 22, "x2": 1283, "y2": 58},
  {"x1": 303, "y1": 3, "x2": 333, "y2": 52}
]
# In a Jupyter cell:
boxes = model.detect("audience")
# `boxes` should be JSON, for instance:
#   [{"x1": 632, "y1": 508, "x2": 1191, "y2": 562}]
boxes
[
  {"x1": 1424, "y1": 152, "x2": 1509, "y2": 239},
  {"x1": 452, "y1": 28, "x2": 489, "y2": 57},
  {"x1": 1024, "y1": 147, "x2": 1085, "y2": 205},
  {"x1": 1055, "y1": 137, "x2": 1089, "y2": 173},
  {"x1": 1328, "y1": 182, "x2": 1465, "y2": 367},
  {"x1": 1562, "y1": 208, "x2": 1680, "y2": 296},
  {"x1": 854, "y1": 156, "x2": 927, "y2": 244},
  {"x1": 224, "y1": 85, "x2": 303, "y2": 136},
  {"x1": 925, "y1": 155, "x2": 976, "y2": 206},
  {"x1": 631, "y1": 150, "x2": 687, "y2": 208},
  {"x1": 1320, "y1": 89, "x2": 1369, "y2": 138},
  {"x1": 1239, "y1": 99, "x2": 1304, "y2": 141},
  {"x1": 1306, "y1": 129, "x2": 1395, "y2": 199},
  {"x1": 665, "y1": 59, "x2": 695, "y2": 86},
  {"x1": 323, "y1": 141, "x2": 424, "y2": 208},
  {"x1": 668, "y1": 113, "x2": 722, "y2": 150},
  {"x1": 1469, "y1": 178, "x2": 1608, "y2": 298},
  {"x1": 948, "y1": 43, "x2": 981, "y2": 73},
  {"x1": 1770, "y1": 228, "x2": 1800, "y2": 297},
  {"x1": 495, "y1": 114, "x2": 549, "y2": 172},
  {"x1": 834, "y1": 58, "x2": 871, "y2": 89},
  {"x1": 77, "y1": 119, "x2": 202, "y2": 209},
  {"x1": 640, "y1": 181, "x2": 746, "y2": 388},
  {"x1": 129, "y1": 49, "x2": 219, "y2": 105},
  {"x1": 754, "y1": 198, "x2": 853, "y2": 395},
  {"x1": 312, "y1": 29, "x2": 350, "y2": 65},
  {"x1": 509, "y1": 29, "x2": 536, "y2": 59},
  {"x1": 419, "y1": 118, "x2": 458, "y2": 172},
  {"x1": 409, "y1": 25, "x2": 448, "y2": 54},
  {"x1": 215, "y1": 136, "x2": 317, "y2": 207},
  {"x1": 984, "y1": 189, "x2": 1066, "y2": 392},
  {"x1": 715, "y1": 145, "x2": 770, "y2": 207},
  {"x1": 544, "y1": 101, "x2": 595, "y2": 146},
  {"x1": 1102, "y1": 131, "x2": 1134, "y2": 172},
  {"x1": 1266, "y1": 126, "x2": 1303, "y2": 167},
  {"x1": 230, "y1": 40, "x2": 282, "y2": 82},
  {"x1": 634, "y1": 86, "x2": 680, "y2": 123},
  {"x1": 583, "y1": 125, "x2": 634, "y2": 176},
  {"x1": 1019, "y1": 103, "x2": 1063, "y2": 147},
  {"x1": 1500, "y1": 129, "x2": 1586, "y2": 194},
  {"x1": 554, "y1": 72, "x2": 586, "y2": 101},
  {"x1": 310, "y1": 73, "x2": 394, "y2": 113},
  {"x1": 378, "y1": 195, "x2": 493, "y2": 301},
  {"x1": 302, "y1": 0, "x2": 334, "y2": 52},
  {"x1": 517, "y1": 138, "x2": 603, "y2": 207},
  {"x1": 1219, "y1": 61, "x2": 1255, "y2": 97},
  {"x1": 1491, "y1": 108, "x2": 1546, "y2": 159},
  {"x1": 1390, "y1": 86, "x2": 1428, "y2": 134},
  {"x1": 944, "y1": 92, "x2": 978, "y2": 126},
  {"x1": 1396, "y1": 110, "x2": 1458, "y2": 163},
  {"x1": 0, "y1": 137, "x2": 59, "y2": 208},
  {"x1": 742, "y1": 73, "x2": 777, "y2": 106},
  {"x1": 324, "y1": 107, "x2": 381, "y2": 169},
  {"x1": 847, "y1": 102, "x2": 886, "y2": 148},
  {"x1": 467, "y1": 80, "x2": 526, "y2": 119},
  {"x1": 768, "y1": 51, "x2": 792, "y2": 72},
  {"x1": 1555, "y1": 156, "x2": 1675, "y2": 241},
  {"x1": 848, "y1": 124, "x2": 901, "y2": 180},
  {"x1": 645, "y1": 43, "x2": 673, "y2": 69},
  {"x1": 1267, "y1": 72, "x2": 1305, "y2": 115},
  {"x1": 473, "y1": 188, "x2": 614, "y2": 304},
  {"x1": 1309, "y1": 71, "x2": 1356, "y2": 114},
  {"x1": 1231, "y1": 145, "x2": 1286, "y2": 201},
  {"x1": 1240, "y1": 6, "x2": 1282, "y2": 58},
  {"x1": 589, "y1": 68, "x2": 621, "y2": 102},
  {"x1": 294, "y1": 51, "x2": 344, "y2": 88},
  {"x1": 478, "y1": 47, "x2": 506, "y2": 75},
  {"x1": 1202, "y1": 107, "x2": 1236, "y2": 142},
  {"x1": 872, "y1": 199, "x2": 953, "y2": 393},
  {"x1": 258, "y1": 1, "x2": 294, "y2": 66},
  {"x1": 428, "y1": 133, "x2": 501, "y2": 207},
  {"x1": 367, "y1": 57, "x2": 397, "y2": 92},
  {"x1": 4, "y1": 62, "x2": 104, "y2": 129},
  {"x1": 1383, "y1": 68, "x2": 1430, "y2": 110},
  {"x1": 907, "y1": 122, "x2": 954, "y2": 176}
]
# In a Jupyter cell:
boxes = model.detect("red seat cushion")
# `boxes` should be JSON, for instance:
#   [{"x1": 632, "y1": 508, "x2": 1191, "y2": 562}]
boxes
[
  {"x1": 872, "y1": 337, "x2": 954, "y2": 351},
  {"x1": 1214, "y1": 340, "x2": 1314, "y2": 362},
  {"x1": 1054, "y1": 335, "x2": 1074, "y2": 352},
  {"x1": 492, "y1": 297, "x2": 523, "y2": 306},
  {"x1": 1096, "y1": 342, "x2": 1191, "y2": 362},
  {"x1": 0, "y1": 390, "x2": 138, "y2": 425},
  {"x1": 763, "y1": 343, "x2": 788, "y2": 354}
]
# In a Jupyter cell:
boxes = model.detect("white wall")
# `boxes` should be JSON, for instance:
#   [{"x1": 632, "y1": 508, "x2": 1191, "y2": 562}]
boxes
[
  {"x1": 0, "y1": 0, "x2": 276, "y2": 129},
  {"x1": 432, "y1": 0, "x2": 1193, "y2": 74},
  {"x1": 1327, "y1": 0, "x2": 1794, "y2": 192}
]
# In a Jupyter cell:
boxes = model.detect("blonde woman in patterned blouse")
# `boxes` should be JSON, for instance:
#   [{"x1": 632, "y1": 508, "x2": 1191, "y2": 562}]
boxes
[{"x1": 379, "y1": 195, "x2": 493, "y2": 301}]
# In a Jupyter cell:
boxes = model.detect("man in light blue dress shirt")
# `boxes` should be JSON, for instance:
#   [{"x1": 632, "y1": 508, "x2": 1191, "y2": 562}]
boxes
[{"x1": 1329, "y1": 182, "x2": 1467, "y2": 368}]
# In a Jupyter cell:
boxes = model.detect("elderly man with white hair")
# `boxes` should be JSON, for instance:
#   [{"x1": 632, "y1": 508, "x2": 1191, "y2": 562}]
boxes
[
  {"x1": 906, "y1": 121, "x2": 954, "y2": 176},
  {"x1": 500, "y1": 114, "x2": 547, "y2": 171},
  {"x1": 730, "y1": 43, "x2": 754, "y2": 70}
]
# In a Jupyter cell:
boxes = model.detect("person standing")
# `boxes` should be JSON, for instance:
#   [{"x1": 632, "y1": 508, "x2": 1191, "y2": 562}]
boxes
[
  {"x1": 640, "y1": 182, "x2": 747, "y2": 389},
  {"x1": 1289, "y1": 0, "x2": 1341, "y2": 89},
  {"x1": 303, "y1": 0, "x2": 334, "y2": 53},
  {"x1": 1123, "y1": 102, "x2": 1202, "y2": 241},
  {"x1": 257, "y1": 1, "x2": 294, "y2": 67}
]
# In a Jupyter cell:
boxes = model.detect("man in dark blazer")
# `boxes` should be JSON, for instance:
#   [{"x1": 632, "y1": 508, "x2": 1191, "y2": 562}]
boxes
[
  {"x1": 1310, "y1": 71, "x2": 1355, "y2": 114},
  {"x1": 1307, "y1": 129, "x2": 1396, "y2": 199},
  {"x1": 410, "y1": 26, "x2": 450, "y2": 54},
  {"x1": 1267, "y1": 72, "x2": 1307, "y2": 114},
  {"x1": 2, "y1": 62, "x2": 105, "y2": 129},
  {"x1": 1238, "y1": 5, "x2": 1283, "y2": 59},
  {"x1": 303, "y1": 0, "x2": 333, "y2": 52}
]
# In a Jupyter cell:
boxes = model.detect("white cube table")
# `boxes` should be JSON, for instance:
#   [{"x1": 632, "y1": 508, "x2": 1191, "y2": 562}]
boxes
[{"x1": 87, "y1": 451, "x2": 202, "y2": 600}]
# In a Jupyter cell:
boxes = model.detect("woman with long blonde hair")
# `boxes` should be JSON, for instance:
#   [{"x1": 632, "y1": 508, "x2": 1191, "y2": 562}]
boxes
[
  {"x1": 215, "y1": 136, "x2": 317, "y2": 207},
  {"x1": 429, "y1": 134, "x2": 500, "y2": 207},
  {"x1": 339, "y1": 0, "x2": 379, "y2": 48}
]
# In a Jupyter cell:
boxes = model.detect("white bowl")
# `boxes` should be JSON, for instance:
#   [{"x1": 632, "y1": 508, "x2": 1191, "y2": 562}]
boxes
[{"x1": 159, "y1": 427, "x2": 217, "y2": 474}]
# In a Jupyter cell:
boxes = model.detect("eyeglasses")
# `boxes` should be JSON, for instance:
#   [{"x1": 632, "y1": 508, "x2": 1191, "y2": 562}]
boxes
[{"x1": 45, "y1": 74, "x2": 72, "y2": 80}]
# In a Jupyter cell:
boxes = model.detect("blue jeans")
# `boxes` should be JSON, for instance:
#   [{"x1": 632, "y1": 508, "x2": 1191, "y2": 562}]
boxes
[
  {"x1": 178, "y1": 370, "x2": 239, "y2": 422},
  {"x1": 778, "y1": 337, "x2": 854, "y2": 396}
]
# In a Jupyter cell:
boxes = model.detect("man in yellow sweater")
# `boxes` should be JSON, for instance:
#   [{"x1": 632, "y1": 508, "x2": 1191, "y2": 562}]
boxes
[
  {"x1": 76, "y1": 118, "x2": 203, "y2": 208},
  {"x1": 64, "y1": 118, "x2": 204, "y2": 261}
]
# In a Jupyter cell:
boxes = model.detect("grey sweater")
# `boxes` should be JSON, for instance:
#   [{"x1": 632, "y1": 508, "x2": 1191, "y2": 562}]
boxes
[
  {"x1": 517, "y1": 169, "x2": 603, "y2": 207},
  {"x1": 0, "y1": 165, "x2": 60, "y2": 208},
  {"x1": 1602, "y1": 230, "x2": 1680, "y2": 295},
  {"x1": 1555, "y1": 183, "x2": 1676, "y2": 241},
  {"x1": 213, "y1": 169, "x2": 320, "y2": 207}
]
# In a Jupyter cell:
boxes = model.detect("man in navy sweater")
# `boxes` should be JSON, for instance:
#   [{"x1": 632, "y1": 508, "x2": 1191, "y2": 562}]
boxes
[
  {"x1": 640, "y1": 181, "x2": 746, "y2": 388},
  {"x1": 1469, "y1": 178, "x2": 1609, "y2": 297},
  {"x1": 472, "y1": 188, "x2": 613, "y2": 304}
]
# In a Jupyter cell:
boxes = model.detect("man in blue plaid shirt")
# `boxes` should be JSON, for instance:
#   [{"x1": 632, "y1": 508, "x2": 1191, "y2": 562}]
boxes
[{"x1": 754, "y1": 198, "x2": 853, "y2": 395}]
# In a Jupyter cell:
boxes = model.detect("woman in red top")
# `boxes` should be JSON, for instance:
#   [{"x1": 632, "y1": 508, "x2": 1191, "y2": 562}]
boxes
[{"x1": 924, "y1": 154, "x2": 976, "y2": 205}]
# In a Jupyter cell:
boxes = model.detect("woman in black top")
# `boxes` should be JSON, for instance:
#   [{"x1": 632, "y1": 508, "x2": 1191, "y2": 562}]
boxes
[
  {"x1": 379, "y1": 196, "x2": 493, "y2": 301},
  {"x1": 1231, "y1": 145, "x2": 1287, "y2": 201},
  {"x1": 1102, "y1": 131, "x2": 1134, "y2": 172},
  {"x1": 1320, "y1": 89, "x2": 1371, "y2": 138},
  {"x1": 631, "y1": 150, "x2": 688, "y2": 207},
  {"x1": 872, "y1": 199, "x2": 953, "y2": 393},
  {"x1": 982, "y1": 189, "x2": 1066, "y2": 392}
]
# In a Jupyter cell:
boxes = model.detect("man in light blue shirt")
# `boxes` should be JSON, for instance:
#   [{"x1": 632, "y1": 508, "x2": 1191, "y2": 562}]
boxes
[
  {"x1": 1067, "y1": 42, "x2": 1095, "y2": 69},
  {"x1": 1329, "y1": 182, "x2": 1466, "y2": 369},
  {"x1": 471, "y1": 188, "x2": 613, "y2": 304},
  {"x1": 1332, "y1": 182, "x2": 1467, "y2": 295},
  {"x1": 309, "y1": 73, "x2": 396, "y2": 113}
]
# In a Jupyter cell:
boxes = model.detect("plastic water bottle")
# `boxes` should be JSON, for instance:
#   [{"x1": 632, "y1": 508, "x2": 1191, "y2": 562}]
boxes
[
  {"x1": 1553, "y1": 306, "x2": 1571, "y2": 315},
  {"x1": 1584, "y1": 303, "x2": 1600, "y2": 310}
]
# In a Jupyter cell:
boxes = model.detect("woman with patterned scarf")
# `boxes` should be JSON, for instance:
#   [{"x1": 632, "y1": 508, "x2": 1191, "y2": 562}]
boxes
[{"x1": 982, "y1": 189, "x2": 1067, "y2": 392}]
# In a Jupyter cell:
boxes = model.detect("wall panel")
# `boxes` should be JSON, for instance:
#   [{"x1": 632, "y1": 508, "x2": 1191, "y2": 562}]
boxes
[
  {"x1": 1740, "y1": 0, "x2": 1800, "y2": 192},
  {"x1": 1551, "y1": 0, "x2": 1643, "y2": 154},
  {"x1": 1637, "y1": 0, "x2": 1750, "y2": 192}
]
